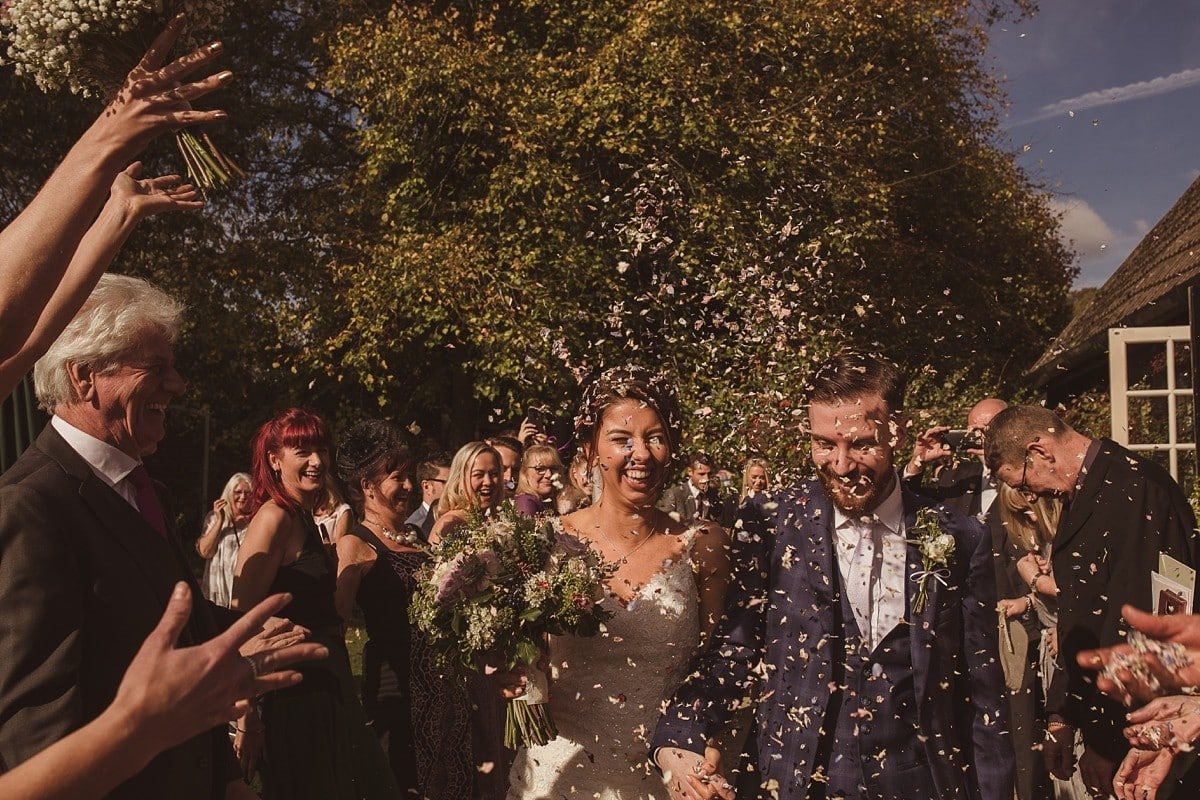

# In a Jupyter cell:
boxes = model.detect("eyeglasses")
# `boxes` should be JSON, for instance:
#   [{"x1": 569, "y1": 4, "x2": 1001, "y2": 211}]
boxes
[
  {"x1": 529, "y1": 465, "x2": 557, "y2": 474},
  {"x1": 1016, "y1": 457, "x2": 1038, "y2": 502},
  {"x1": 425, "y1": 478, "x2": 447, "y2": 484}
]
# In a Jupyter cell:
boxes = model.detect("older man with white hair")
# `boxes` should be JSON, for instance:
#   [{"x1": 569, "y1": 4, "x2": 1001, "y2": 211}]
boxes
[{"x1": 0, "y1": 274, "x2": 269, "y2": 799}]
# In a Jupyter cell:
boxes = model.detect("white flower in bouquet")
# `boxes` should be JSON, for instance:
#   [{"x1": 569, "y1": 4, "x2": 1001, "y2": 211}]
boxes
[
  {"x1": 3, "y1": 0, "x2": 228, "y2": 95},
  {"x1": 922, "y1": 533, "x2": 956, "y2": 564}
]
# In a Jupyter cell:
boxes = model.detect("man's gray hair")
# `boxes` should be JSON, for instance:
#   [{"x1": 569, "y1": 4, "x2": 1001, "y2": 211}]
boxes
[
  {"x1": 33, "y1": 274, "x2": 183, "y2": 411},
  {"x1": 984, "y1": 405, "x2": 1072, "y2": 474}
]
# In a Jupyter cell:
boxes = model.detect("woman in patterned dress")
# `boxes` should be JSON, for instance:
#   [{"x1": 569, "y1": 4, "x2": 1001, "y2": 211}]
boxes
[{"x1": 335, "y1": 419, "x2": 473, "y2": 800}]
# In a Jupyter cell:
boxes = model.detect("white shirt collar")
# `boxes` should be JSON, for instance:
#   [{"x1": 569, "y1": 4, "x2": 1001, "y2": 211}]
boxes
[
  {"x1": 688, "y1": 480, "x2": 703, "y2": 499},
  {"x1": 52, "y1": 415, "x2": 141, "y2": 486},
  {"x1": 832, "y1": 472, "x2": 905, "y2": 534}
]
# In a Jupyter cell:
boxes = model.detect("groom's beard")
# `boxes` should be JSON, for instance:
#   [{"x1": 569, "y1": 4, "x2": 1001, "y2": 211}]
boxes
[{"x1": 817, "y1": 466, "x2": 892, "y2": 515}]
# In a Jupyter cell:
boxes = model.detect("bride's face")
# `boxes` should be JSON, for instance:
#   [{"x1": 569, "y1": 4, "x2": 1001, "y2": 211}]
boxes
[{"x1": 591, "y1": 399, "x2": 672, "y2": 508}]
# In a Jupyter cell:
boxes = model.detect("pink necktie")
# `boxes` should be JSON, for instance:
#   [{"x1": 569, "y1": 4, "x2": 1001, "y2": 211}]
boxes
[{"x1": 128, "y1": 465, "x2": 167, "y2": 537}]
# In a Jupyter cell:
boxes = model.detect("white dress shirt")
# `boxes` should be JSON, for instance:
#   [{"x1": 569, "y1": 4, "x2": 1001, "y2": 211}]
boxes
[
  {"x1": 980, "y1": 466, "x2": 998, "y2": 517},
  {"x1": 833, "y1": 475, "x2": 907, "y2": 652},
  {"x1": 51, "y1": 415, "x2": 142, "y2": 510}
]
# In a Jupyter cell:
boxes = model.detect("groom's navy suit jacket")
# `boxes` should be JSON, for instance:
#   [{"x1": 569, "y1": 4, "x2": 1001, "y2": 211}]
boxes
[{"x1": 652, "y1": 479, "x2": 1014, "y2": 800}]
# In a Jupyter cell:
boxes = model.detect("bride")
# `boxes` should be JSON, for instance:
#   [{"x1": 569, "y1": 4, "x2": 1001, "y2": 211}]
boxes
[{"x1": 505, "y1": 366, "x2": 731, "y2": 800}]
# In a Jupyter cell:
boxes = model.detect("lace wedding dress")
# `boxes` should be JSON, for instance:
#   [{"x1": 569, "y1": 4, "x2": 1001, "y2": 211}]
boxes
[{"x1": 507, "y1": 526, "x2": 701, "y2": 800}]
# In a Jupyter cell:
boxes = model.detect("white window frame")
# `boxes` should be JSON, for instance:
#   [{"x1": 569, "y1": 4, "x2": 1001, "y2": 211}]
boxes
[{"x1": 1109, "y1": 325, "x2": 1195, "y2": 481}]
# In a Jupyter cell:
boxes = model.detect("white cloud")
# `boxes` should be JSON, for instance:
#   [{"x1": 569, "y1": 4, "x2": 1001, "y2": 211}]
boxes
[
  {"x1": 1010, "y1": 67, "x2": 1200, "y2": 126},
  {"x1": 1049, "y1": 197, "x2": 1116, "y2": 256}
]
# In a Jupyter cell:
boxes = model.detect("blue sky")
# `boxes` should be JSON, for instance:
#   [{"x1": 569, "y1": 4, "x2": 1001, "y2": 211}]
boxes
[{"x1": 986, "y1": 1, "x2": 1200, "y2": 287}]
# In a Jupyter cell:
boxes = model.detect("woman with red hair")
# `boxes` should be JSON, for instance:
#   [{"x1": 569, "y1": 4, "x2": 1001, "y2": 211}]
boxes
[{"x1": 231, "y1": 408, "x2": 395, "y2": 799}]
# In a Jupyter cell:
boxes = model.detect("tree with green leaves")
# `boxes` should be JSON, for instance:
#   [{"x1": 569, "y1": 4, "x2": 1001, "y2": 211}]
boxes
[{"x1": 320, "y1": 0, "x2": 1074, "y2": 468}]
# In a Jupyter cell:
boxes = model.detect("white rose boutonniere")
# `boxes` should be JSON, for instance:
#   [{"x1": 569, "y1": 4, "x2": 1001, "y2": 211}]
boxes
[{"x1": 909, "y1": 507, "x2": 955, "y2": 613}]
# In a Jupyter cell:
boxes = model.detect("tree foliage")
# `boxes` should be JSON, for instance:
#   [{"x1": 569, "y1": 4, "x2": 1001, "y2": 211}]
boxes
[
  {"x1": 1, "y1": 0, "x2": 1075, "y2": 511},
  {"x1": 320, "y1": 0, "x2": 1075, "y2": 468}
]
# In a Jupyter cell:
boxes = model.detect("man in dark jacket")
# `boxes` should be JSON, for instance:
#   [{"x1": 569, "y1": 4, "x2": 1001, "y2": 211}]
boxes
[
  {"x1": 658, "y1": 452, "x2": 725, "y2": 525},
  {"x1": 653, "y1": 352, "x2": 1013, "y2": 800},
  {"x1": 0, "y1": 275, "x2": 268, "y2": 800},
  {"x1": 986, "y1": 405, "x2": 1200, "y2": 798}
]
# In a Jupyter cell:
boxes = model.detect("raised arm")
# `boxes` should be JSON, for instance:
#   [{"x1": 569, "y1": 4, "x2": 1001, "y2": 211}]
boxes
[
  {"x1": 0, "y1": 16, "x2": 228, "y2": 375},
  {"x1": 0, "y1": 585, "x2": 325, "y2": 800},
  {"x1": 0, "y1": 164, "x2": 205, "y2": 401}
]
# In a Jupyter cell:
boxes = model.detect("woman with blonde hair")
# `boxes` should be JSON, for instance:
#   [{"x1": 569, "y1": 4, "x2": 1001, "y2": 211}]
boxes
[
  {"x1": 429, "y1": 440, "x2": 507, "y2": 795},
  {"x1": 430, "y1": 441, "x2": 503, "y2": 540},
  {"x1": 739, "y1": 456, "x2": 771, "y2": 505},
  {"x1": 197, "y1": 472, "x2": 254, "y2": 608},
  {"x1": 995, "y1": 484, "x2": 1085, "y2": 800},
  {"x1": 555, "y1": 450, "x2": 592, "y2": 515}
]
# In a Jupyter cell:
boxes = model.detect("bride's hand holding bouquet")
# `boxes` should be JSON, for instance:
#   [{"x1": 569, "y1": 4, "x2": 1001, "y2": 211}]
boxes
[{"x1": 410, "y1": 503, "x2": 611, "y2": 749}]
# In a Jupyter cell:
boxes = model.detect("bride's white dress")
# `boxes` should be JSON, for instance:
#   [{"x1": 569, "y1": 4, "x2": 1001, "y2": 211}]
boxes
[{"x1": 507, "y1": 527, "x2": 701, "y2": 800}]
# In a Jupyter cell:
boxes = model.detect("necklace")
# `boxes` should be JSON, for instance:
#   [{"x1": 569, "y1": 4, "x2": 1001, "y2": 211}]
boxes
[
  {"x1": 599, "y1": 522, "x2": 658, "y2": 565},
  {"x1": 364, "y1": 517, "x2": 411, "y2": 546}
]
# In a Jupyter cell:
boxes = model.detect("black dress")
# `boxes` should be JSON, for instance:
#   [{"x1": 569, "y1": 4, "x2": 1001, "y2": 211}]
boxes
[
  {"x1": 349, "y1": 522, "x2": 472, "y2": 800},
  {"x1": 261, "y1": 513, "x2": 397, "y2": 800}
]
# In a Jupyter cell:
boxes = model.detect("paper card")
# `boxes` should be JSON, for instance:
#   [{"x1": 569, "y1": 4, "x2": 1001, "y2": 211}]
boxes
[
  {"x1": 1159, "y1": 553, "x2": 1197, "y2": 595},
  {"x1": 1152, "y1": 571, "x2": 1193, "y2": 616}
]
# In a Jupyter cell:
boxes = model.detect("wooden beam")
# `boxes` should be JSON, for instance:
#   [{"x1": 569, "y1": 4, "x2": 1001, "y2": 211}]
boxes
[{"x1": 1189, "y1": 284, "x2": 1200, "y2": 486}]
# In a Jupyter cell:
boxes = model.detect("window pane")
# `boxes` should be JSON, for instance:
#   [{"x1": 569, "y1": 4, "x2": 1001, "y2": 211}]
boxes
[
  {"x1": 1128, "y1": 342, "x2": 1169, "y2": 391},
  {"x1": 1128, "y1": 395, "x2": 1170, "y2": 445},
  {"x1": 1177, "y1": 451, "x2": 1197, "y2": 498},
  {"x1": 1175, "y1": 340, "x2": 1193, "y2": 390},
  {"x1": 1180, "y1": 395, "x2": 1196, "y2": 445}
]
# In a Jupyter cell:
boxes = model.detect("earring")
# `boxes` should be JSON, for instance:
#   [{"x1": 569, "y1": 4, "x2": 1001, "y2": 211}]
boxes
[{"x1": 591, "y1": 464, "x2": 604, "y2": 504}]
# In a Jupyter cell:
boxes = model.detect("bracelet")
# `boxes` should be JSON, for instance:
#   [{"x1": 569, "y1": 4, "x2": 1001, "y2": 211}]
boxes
[{"x1": 1028, "y1": 573, "x2": 1043, "y2": 594}]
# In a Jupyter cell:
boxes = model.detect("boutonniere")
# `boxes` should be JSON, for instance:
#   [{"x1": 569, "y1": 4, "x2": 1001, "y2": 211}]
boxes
[{"x1": 908, "y1": 507, "x2": 955, "y2": 613}]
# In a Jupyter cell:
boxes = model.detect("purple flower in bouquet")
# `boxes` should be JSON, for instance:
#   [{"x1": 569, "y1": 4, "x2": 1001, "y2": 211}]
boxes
[
  {"x1": 555, "y1": 530, "x2": 590, "y2": 557},
  {"x1": 432, "y1": 553, "x2": 473, "y2": 607}
]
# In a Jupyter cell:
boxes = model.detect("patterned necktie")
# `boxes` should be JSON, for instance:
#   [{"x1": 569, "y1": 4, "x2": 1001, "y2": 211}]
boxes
[
  {"x1": 846, "y1": 523, "x2": 878, "y2": 650},
  {"x1": 128, "y1": 464, "x2": 167, "y2": 537}
]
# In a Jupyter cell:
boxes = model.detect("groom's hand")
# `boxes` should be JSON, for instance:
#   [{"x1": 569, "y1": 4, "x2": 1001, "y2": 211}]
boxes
[{"x1": 657, "y1": 747, "x2": 735, "y2": 800}]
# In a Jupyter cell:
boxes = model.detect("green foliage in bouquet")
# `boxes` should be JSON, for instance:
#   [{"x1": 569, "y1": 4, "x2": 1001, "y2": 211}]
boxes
[{"x1": 410, "y1": 502, "x2": 612, "y2": 748}]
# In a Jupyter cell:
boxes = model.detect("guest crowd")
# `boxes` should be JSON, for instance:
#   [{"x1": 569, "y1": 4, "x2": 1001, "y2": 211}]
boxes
[{"x1": 5, "y1": 18, "x2": 1200, "y2": 800}]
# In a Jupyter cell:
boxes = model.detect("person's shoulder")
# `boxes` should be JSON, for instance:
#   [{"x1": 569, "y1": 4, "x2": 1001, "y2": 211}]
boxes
[
  {"x1": 336, "y1": 522, "x2": 378, "y2": 560},
  {"x1": 690, "y1": 518, "x2": 729, "y2": 549},
  {"x1": 247, "y1": 500, "x2": 297, "y2": 537},
  {"x1": 0, "y1": 442, "x2": 65, "y2": 492}
]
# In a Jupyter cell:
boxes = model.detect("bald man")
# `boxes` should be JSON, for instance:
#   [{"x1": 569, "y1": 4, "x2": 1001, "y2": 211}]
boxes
[
  {"x1": 903, "y1": 399, "x2": 1047, "y2": 800},
  {"x1": 903, "y1": 398, "x2": 1007, "y2": 516}
]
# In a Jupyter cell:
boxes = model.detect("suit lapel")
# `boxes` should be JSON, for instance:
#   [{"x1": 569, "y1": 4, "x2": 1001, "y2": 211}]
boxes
[
  {"x1": 796, "y1": 486, "x2": 837, "y2": 620},
  {"x1": 903, "y1": 487, "x2": 938, "y2": 713},
  {"x1": 35, "y1": 425, "x2": 181, "y2": 608},
  {"x1": 1053, "y1": 442, "x2": 1111, "y2": 553}
]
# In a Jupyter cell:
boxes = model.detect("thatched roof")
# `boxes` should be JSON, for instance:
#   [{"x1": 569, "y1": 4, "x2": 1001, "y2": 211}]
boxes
[{"x1": 1028, "y1": 175, "x2": 1200, "y2": 388}]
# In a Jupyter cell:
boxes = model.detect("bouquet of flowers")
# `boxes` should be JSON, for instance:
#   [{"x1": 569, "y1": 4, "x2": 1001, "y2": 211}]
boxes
[
  {"x1": 410, "y1": 502, "x2": 611, "y2": 749},
  {"x1": 2, "y1": 0, "x2": 242, "y2": 190}
]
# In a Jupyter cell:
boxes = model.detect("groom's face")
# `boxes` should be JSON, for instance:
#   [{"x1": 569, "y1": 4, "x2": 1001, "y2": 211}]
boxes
[{"x1": 809, "y1": 393, "x2": 902, "y2": 514}]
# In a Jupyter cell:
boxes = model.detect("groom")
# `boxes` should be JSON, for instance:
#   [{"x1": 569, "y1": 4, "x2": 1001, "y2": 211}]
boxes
[{"x1": 653, "y1": 352, "x2": 1013, "y2": 800}]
